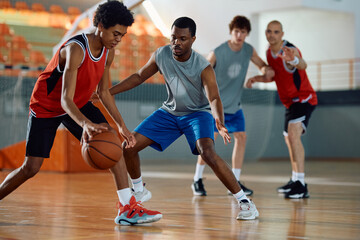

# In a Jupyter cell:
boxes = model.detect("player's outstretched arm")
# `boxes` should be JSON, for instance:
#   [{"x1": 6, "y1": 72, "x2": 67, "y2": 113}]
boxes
[
  {"x1": 251, "y1": 48, "x2": 275, "y2": 81},
  {"x1": 201, "y1": 65, "x2": 231, "y2": 144},
  {"x1": 110, "y1": 52, "x2": 159, "y2": 95}
]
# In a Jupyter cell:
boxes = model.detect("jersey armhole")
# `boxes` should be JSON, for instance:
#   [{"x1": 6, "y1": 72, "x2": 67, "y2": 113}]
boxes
[{"x1": 64, "y1": 40, "x2": 86, "y2": 68}]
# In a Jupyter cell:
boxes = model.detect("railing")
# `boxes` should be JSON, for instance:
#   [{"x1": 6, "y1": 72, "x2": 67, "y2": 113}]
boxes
[{"x1": 248, "y1": 58, "x2": 360, "y2": 91}]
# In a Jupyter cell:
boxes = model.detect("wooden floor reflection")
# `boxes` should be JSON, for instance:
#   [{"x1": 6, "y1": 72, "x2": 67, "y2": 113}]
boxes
[{"x1": 0, "y1": 159, "x2": 359, "y2": 239}]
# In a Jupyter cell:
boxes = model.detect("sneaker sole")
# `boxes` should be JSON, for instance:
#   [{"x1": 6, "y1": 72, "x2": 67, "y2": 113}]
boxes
[
  {"x1": 115, "y1": 214, "x2": 162, "y2": 225},
  {"x1": 285, "y1": 193, "x2": 310, "y2": 199},
  {"x1": 277, "y1": 188, "x2": 291, "y2": 193},
  {"x1": 191, "y1": 184, "x2": 206, "y2": 196}
]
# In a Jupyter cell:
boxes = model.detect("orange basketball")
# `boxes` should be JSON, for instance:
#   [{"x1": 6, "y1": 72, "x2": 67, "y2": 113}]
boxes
[{"x1": 81, "y1": 131, "x2": 123, "y2": 170}]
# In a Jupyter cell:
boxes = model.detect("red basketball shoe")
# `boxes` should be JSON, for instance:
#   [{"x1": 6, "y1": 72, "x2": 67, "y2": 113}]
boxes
[{"x1": 114, "y1": 196, "x2": 162, "y2": 225}]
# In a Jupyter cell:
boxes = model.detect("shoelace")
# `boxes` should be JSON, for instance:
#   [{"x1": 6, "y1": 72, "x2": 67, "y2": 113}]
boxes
[
  {"x1": 127, "y1": 200, "x2": 146, "y2": 216},
  {"x1": 117, "y1": 200, "x2": 146, "y2": 213}
]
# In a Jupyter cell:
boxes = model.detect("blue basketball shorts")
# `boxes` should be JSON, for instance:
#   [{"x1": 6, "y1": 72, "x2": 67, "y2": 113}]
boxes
[
  {"x1": 214, "y1": 109, "x2": 245, "y2": 133},
  {"x1": 134, "y1": 108, "x2": 214, "y2": 155}
]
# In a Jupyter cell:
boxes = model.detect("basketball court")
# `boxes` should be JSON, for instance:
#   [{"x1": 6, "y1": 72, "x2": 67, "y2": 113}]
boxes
[{"x1": 0, "y1": 159, "x2": 359, "y2": 239}]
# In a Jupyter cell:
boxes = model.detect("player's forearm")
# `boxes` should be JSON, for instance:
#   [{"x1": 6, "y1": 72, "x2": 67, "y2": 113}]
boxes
[
  {"x1": 295, "y1": 57, "x2": 307, "y2": 70},
  {"x1": 109, "y1": 73, "x2": 144, "y2": 96},
  {"x1": 253, "y1": 75, "x2": 272, "y2": 83},
  {"x1": 98, "y1": 90, "x2": 127, "y2": 129},
  {"x1": 61, "y1": 96, "x2": 90, "y2": 128},
  {"x1": 210, "y1": 98, "x2": 225, "y2": 125},
  {"x1": 287, "y1": 56, "x2": 307, "y2": 70}
]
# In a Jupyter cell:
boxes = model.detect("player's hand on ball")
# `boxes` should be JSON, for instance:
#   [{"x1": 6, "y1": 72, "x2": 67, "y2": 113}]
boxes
[{"x1": 81, "y1": 122, "x2": 108, "y2": 144}]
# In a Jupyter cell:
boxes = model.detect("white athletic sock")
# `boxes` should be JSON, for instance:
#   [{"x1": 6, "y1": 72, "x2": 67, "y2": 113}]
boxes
[
  {"x1": 292, "y1": 171, "x2": 297, "y2": 182},
  {"x1": 296, "y1": 172, "x2": 305, "y2": 186},
  {"x1": 234, "y1": 190, "x2": 249, "y2": 203},
  {"x1": 117, "y1": 188, "x2": 132, "y2": 206},
  {"x1": 131, "y1": 176, "x2": 144, "y2": 193},
  {"x1": 194, "y1": 163, "x2": 205, "y2": 182},
  {"x1": 232, "y1": 168, "x2": 241, "y2": 181}
]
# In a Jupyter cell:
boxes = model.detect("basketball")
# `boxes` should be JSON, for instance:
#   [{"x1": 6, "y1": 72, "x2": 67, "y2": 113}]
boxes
[{"x1": 81, "y1": 130, "x2": 123, "y2": 170}]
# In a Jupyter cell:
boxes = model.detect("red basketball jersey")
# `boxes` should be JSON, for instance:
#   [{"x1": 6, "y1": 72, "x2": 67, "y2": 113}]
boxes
[
  {"x1": 266, "y1": 40, "x2": 317, "y2": 108},
  {"x1": 29, "y1": 33, "x2": 108, "y2": 118}
]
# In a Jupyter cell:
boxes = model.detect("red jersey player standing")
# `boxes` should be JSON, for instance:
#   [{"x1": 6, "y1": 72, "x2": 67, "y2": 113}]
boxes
[
  {"x1": 246, "y1": 20, "x2": 317, "y2": 199},
  {"x1": 0, "y1": 1, "x2": 161, "y2": 225}
]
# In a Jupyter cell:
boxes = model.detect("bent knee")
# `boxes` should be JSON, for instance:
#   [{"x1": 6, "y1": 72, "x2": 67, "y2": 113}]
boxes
[
  {"x1": 200, "y1": 148, "x2": 218, "y2": 166},
  {"x1": 21, "y1": 164, "x2": 41, "y2": 178},
  {"x1": 233, "y1": 132, "x2": 246, "y2": 142}
]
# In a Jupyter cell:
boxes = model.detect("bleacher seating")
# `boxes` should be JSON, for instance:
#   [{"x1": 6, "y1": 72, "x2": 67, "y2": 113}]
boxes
[
  {"x1": 0, "y1": 2, "x2": 166, "y2": 84},
  {"x1": 29, "y1": 50, "x2": 47, "y2": 65},
  {"x1": 67, "y1": 6, "x2": 81, "y2": 16},
  {"x1": 14, "y1": 1, "x2": 29, "y2": 11},
  {"x1": 0, "y1": 23, "x2": 12, "y2": 36},
  {"x1": 12, "y1": 35, "x2": 30, "y2": 50},
  {"x1": 49, "y1": 4, "x2": 64, "y2": 14},
  {"x1": 31, "y1": 3, "x2": 46, "y2": 12},
  {"x1": 10, "y1": 49, "x2": 27, "y2": 64},
  {"x1": 0, "y1": 0, "x2": 11, "y2": 9}
]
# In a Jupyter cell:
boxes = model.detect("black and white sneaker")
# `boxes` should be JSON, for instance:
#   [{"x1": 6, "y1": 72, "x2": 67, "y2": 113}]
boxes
[
  {"x1": 228, "y1": 181, "x2": 254, "y2": 196},
  {"x1": 239, "y1": 182, "x2": 254, "y2": 196},
  {"x1": 191, "y1": 178, "x2": 207, "y2": 196},
  {"x1": 284, "y1": 181, "x2": 309, "y2": 199},
  {"x1": 277, "y1": 179, "x2": 294, "y2": 193}
]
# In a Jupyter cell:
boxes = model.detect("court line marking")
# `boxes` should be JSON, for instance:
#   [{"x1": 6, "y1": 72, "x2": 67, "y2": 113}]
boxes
[{"x1": 142, "y1": 171, "x2": 360, "y2": 187}]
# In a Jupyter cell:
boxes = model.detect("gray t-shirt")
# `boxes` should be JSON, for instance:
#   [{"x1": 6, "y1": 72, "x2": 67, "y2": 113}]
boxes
[
  {"x1": 155, "y1": 45, "x2": 210, "y2": 116},
  {"x1": 213, "y1": 41, "x2": 253, "y2": 114}
]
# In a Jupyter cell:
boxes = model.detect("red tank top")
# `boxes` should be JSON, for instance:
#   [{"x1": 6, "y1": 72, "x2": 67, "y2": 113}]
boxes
[
  {"x1": 266, "y1": 40, "x2": 317, "y2": 108},
  {"x1": 29, "y1": 33, "x2": 108, "y2": 118}
]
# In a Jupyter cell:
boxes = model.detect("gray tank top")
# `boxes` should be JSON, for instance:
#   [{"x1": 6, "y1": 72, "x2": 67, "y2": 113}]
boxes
[
  {"x1": 214, "y1": 41, "x2": 253, "y2": 114},
  {"x1": 155, "y1": 45, "x2": 210, "y2": 116}
]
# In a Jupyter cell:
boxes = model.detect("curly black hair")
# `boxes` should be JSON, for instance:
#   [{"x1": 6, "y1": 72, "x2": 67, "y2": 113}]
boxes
[
  {"x1": 93, "y1": 0, "x2": 134, "y2": 29},
  {"x1": 229, "y1": 15, "x2": 251, "y2": 33}
]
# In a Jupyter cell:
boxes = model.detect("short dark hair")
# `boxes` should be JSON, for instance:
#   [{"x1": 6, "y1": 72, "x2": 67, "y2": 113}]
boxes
[
  {"x1": 93, "y1": 0, "x2": 134, "y2": 29},
  {"x1": 171, "y1": 17, "x2": 196, "y2": 37},
  {"x1": 229, "y1": 15, "x2": 251, "y2": 33}
]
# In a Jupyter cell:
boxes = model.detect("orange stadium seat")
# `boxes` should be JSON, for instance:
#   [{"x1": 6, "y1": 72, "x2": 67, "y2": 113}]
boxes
[
  {"x1": 30, "y1": 50, "x2": 47, "y2": 65},
  {"x1": 0, "y1": 51, "x2": 5, "y2": 62},
  {"x1": 49, "y1": 4, "x2": 64, "y2": 14},
  {"x1": 12, "y1": 35, "x2": 30, "y2": 50},
  {"x1": 15, "y1": 1, "x2": 29, "y2": 11},
  {"x1": 0, "y1": 0, "x2": 12, "y2": 9},
  {"x1": 67, "y1": 6, "x2": 81, "y2": 15},
  {"x1": 0, "y1": 23, "x2": 12, "y2": 36},
  {"x1": 0, "y1": 35, "x2": 9, "y2": 48},
  {"x1": 10, "y1": 49, "x2": 26, "y2": 64},
  {"x1": 31, "y1": 3, "x2": 46, "y2": 12}
]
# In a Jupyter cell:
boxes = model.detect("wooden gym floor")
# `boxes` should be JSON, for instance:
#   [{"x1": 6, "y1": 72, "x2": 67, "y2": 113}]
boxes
[{"x1": 0, "y1": 158, "x2": 359, "y2": 240}]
